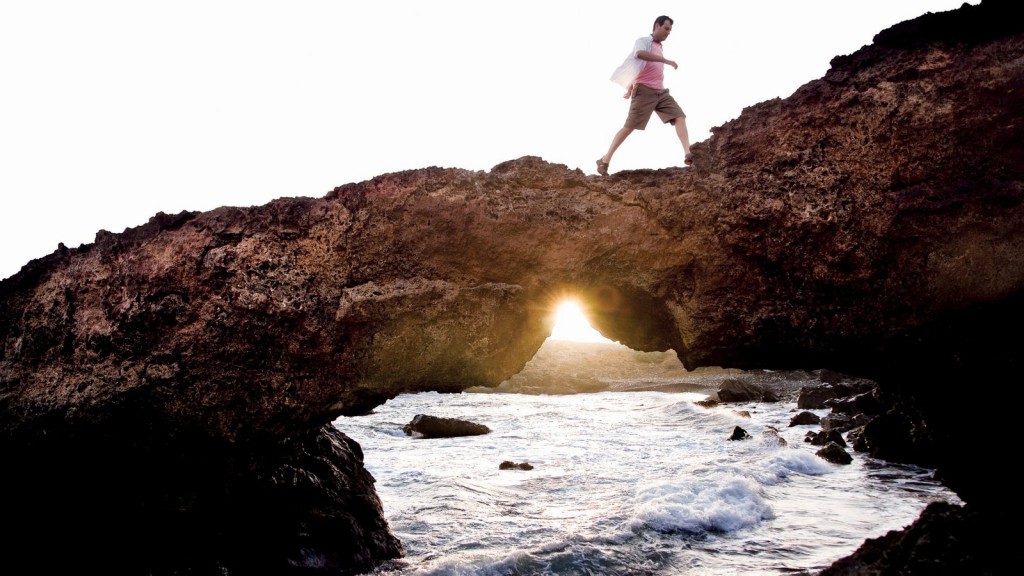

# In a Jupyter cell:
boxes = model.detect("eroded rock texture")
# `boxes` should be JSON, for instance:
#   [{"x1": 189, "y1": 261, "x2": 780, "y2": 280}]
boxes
[{"x1": 1, "y1": 1, "x2": 1020, "y2": 573}]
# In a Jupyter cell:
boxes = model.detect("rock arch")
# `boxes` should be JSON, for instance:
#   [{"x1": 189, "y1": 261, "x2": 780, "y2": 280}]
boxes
[{"x1": 1, "y1": 3, "x2": 1022, "y2": 573}]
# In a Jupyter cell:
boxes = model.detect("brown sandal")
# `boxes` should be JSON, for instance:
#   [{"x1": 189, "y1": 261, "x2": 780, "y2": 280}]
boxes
[
  {"x1": 684, "y1": 153, "x2": 693, "y2": 166},
  {"x1": 596, "y1": 158, "x2": 610, "y2": 176}
]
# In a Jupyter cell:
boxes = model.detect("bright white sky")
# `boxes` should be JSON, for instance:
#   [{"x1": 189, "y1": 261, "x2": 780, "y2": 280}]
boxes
[{"x1": 0, "y1": 1, "x2": 977, "y2": 281}]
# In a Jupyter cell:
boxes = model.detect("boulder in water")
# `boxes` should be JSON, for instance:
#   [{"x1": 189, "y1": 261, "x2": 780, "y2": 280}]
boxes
[
  {"x1": 817, "y1": 442, "x2": 853, "y2": 464},
  {"x1": 728, "y1": 426, "x2": 752, "y2": 441},
  {"x1": 789, "y1": 411, "x2": 821, "y2": 427},
  {"x1": 716, "y1": 379, "x2": 780, "y2": 403},
  {"x1": 402, "y1": 414, "x2": 491, "y2": 438},
  {"x1": 499, "y1": 461, "x2": 533, "y2": 470}
]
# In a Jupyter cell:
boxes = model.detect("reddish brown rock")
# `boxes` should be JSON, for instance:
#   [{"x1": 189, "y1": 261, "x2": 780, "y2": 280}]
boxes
[{"x1": 0, "y1": 1, "x2": 1020, "y2": 573}]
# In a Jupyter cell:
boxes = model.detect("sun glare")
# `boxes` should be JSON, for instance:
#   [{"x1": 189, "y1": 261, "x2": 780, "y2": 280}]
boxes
[{"x1": 549, "y1": 301, "x2": 614, "y2": 343}]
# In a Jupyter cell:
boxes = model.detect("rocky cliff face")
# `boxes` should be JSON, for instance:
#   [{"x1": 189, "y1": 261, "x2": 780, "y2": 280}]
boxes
[{"x1": 1, "y1": 1, "x2": 1020, "y2": 573}]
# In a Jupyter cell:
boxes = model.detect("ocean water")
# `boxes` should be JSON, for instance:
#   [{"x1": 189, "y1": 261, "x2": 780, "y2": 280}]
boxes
[{"x1": 335, "y1": 382, "x2": 961, "y2": 576}]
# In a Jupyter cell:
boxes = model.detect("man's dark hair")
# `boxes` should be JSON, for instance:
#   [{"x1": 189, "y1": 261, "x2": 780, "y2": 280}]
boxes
[{"x1": 653, "y1": 15, "x2": 673, "y2": 30}]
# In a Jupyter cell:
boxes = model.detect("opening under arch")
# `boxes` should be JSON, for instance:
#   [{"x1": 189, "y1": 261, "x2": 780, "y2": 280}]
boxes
[
  {"x1": 549, "y1": 300, "x2": 615, "y2": 344},
  {"x1": 468, "y1": 297, "x2": 690, "y2": 394}
]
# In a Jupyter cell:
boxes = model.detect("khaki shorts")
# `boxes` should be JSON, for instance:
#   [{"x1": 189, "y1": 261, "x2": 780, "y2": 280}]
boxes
[{"x1": 625, "y1": 83, "x2": 685, "y2": 130}]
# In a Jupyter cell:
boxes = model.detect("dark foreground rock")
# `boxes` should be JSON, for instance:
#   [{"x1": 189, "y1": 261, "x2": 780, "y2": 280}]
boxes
[
  {"x1": 0, "y1": 1, "x2": 1020, "y2": 573},
  {"x1": 819, "y1": 502, "x2": 1000, "y2": 575},
  {"x1": 402, "y1": 414, "x2": 491, "y2": 438},
  {"x1": 3, "y1": 424, "x2": 401, "y2": 575}
]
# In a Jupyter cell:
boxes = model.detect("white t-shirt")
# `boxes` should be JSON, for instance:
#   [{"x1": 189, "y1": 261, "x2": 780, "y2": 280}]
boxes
[{"x1": 609, "y1": 35, "x2": 653, "y2": 89}]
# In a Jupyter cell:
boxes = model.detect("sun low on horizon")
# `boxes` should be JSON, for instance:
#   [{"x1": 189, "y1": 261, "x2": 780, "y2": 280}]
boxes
[{"x1": 549, "y1": 300, "x2": 615, "y2": 344}]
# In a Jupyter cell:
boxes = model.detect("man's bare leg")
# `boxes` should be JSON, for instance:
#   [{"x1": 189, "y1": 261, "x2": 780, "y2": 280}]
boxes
[
  {"x1": 674, "y1": 116, "x2": 692, "y2": 164},
  {"x1": 600, "y1": 126, "x2": 635, "y2": 166}
]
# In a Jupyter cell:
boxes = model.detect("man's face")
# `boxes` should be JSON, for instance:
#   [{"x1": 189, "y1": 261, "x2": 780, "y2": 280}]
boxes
[{"x1": 653, "y1": 20, "x2": 672, "y2": 42}]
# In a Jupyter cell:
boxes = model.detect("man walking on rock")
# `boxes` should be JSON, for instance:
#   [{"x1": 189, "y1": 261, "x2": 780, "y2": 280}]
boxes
[{"x1": 597, "y1": 15, "x2": 692, "y2": 176}]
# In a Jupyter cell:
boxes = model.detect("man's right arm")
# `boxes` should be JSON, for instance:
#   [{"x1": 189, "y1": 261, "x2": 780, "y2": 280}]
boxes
[{"x1": 636, "y1": 50, "x2": 677, "y2": 69}]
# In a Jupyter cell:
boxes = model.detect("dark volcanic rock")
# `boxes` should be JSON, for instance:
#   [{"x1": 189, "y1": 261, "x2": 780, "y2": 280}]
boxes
[
  {"x1": 819, "y1": 502, "x2": 999, "y2": 575},
  {"x1": 715, "y1": 378, "x2": 780, "y2": 403},
  {"x1": 499, "y1": 461, "x2": 534, "y2": 470},
  {"x1": 855, "y1": 408, "x2": 938, "y2": 464},
  {"x1": 0, "y1": 1, "x2": 1020, "y2": 573},
  {"x1": 806, "y1": 429, "x2": 847, "y2": 447},
  {"x1": 825, "y1": 389, "x2": 885, "y2": 416},
  {"x1": 816, "y1": 442, "x2": 854, "y2": 465},
  {"x1": 789, "y1": 410, "x2": 821, "y2": 426},
  {"x1": 728, "y1": 426, "x2": 752, "y2": 441},
  {"x1": 402, "y1": 414, "x2": 491, "y2": 438},
  {"x1": 2, "y1": 423, "x2": 401, "y2": 575},
  {"x1": 798, "y1": 384, "x2": 856, "y2": 409},
  {"x1": 821, "y1": 412, "x2": 854, "y2": 433}
]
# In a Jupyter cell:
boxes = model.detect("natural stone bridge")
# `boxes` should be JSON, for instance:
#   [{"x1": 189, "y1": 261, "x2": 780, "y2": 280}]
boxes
[{"x1": 1, "y1": 2, "x2": 1020, "y2": 574}]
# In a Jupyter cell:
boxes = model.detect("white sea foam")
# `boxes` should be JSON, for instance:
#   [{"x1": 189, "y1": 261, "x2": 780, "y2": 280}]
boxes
[
  {"x1": 632, "y1": 473, "x2": 774, "y2": 534},
  {"x1": 772, "y1": 445, "x2": 836, "y2": 475},
  {"x1": 340, "y1": 388, "x2": 961, "y2": 575}
]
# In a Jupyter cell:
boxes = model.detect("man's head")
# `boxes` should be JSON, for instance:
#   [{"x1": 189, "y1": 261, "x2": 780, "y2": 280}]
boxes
[{"x1": 652, "y1": 15, "x2": 673, "y2": 41}]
